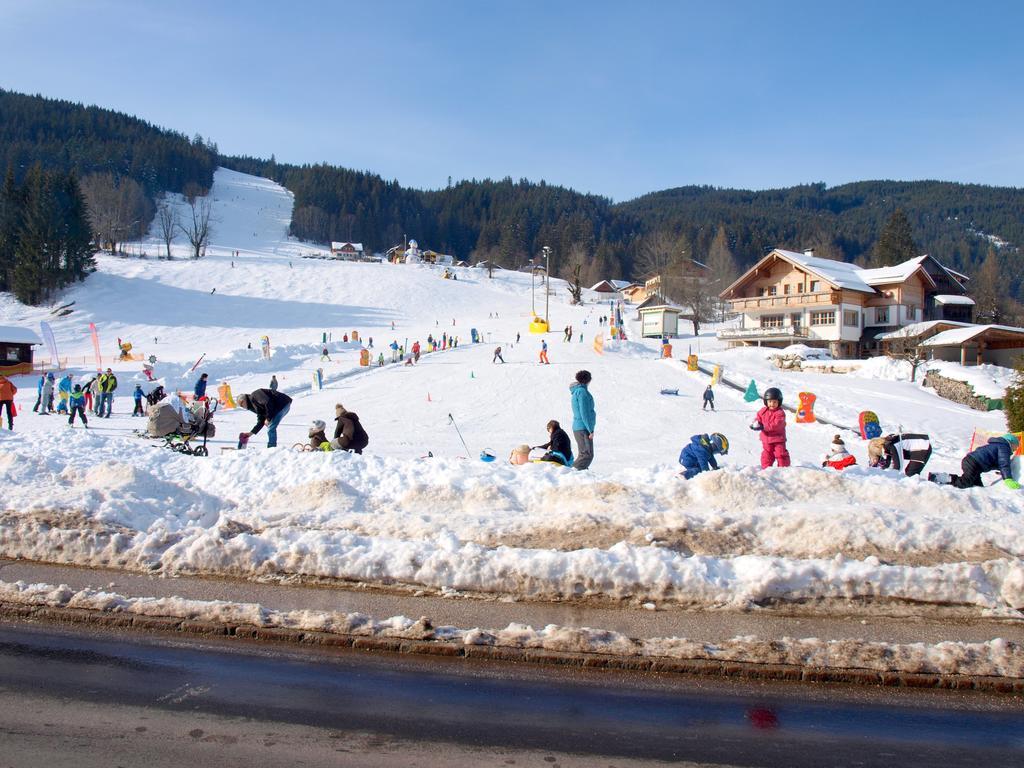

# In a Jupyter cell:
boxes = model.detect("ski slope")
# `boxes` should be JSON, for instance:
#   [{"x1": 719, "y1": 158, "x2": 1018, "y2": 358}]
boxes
[{"x1": 1, "y1": 168, "x2": 1022, "y2": 614}]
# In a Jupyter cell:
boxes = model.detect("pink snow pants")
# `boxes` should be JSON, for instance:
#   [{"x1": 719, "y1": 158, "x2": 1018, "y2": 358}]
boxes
[{"x1": 761, "y1": 442, "x2": 791, "y2": 468}]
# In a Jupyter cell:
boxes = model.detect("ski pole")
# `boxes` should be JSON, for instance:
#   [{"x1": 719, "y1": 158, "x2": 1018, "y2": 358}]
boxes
[{"x1": 448, "y1": 412, "x2": 471, "y2": 456}]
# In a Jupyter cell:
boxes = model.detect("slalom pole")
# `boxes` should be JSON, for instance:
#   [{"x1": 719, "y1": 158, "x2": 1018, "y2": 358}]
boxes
[
  {"x1": 448, "y1": 412, "x2": 471, "y2": 456},
  {"x1": 189, "y1": 353, "x2": 206, "y2": 373}
]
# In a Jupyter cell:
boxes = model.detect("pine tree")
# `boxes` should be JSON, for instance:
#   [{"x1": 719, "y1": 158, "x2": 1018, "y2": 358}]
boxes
[
  {"x1": 12, "y1": 165, "x2": 56, "y2": 304},
  {"x1": 705, "y1": 224, "x2": 738, "y2": 291},
  {"x1": 971, "y1": 248, "x2": 1007, "y2": 324},
  {"x1": 0, "y1": 165, "x2": 22, "y2": 293},
  {"x1": 869, "y1": 209, "x2": 918, "y2": 267}
]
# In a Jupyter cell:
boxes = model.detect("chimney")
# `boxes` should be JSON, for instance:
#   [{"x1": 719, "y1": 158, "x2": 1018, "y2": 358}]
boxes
[{"x1": 803, "y1": 248, "x2": 815, "y2": 258}]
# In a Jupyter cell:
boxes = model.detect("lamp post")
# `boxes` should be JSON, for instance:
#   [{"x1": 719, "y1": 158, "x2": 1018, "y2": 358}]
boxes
[{"x1": 543, "y1": 246, "x2": 551, "y2": 325}]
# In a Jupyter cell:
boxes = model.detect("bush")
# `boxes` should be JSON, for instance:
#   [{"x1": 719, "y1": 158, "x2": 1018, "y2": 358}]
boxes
[{"x1": 1005, "y1": 356, "x2": 1024, "y2": 432}]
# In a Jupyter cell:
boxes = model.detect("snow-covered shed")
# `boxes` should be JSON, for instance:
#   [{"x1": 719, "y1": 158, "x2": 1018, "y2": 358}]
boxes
[
  {"x1": 636, "y1": 295, "x2": 682, "y2": 338},
  {"x1": 920, "y1": 324, "x2": 1024, "y2": 367},
  {"x1": 0, "y1": 326, "x2": 42, "y2": 374}
]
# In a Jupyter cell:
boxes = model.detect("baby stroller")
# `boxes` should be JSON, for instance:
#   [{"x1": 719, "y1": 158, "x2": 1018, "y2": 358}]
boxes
[{"x1": 161, "y1": 398, "x2": 218, "y2": 457}]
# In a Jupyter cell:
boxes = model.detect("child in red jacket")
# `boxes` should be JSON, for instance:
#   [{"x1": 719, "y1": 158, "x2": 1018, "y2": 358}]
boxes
[{"x1": 750, "y1": 387, "x2": 790, "y2": 468}]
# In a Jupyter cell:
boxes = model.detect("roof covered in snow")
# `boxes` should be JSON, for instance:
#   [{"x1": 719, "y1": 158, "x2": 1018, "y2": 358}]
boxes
[
  {"x1": 0, "y1": 326, "x2": 42, "y2": 345},
  {"x1": 934, "y1": 294, "x2": 976, "y2": 305},
  {"x1": 877, "y1": 320, "x2": 973, "y2": 341},
  {"x1": 922, "y1": 324, "x2": 1024, "y2": 347},
  {"x1": 773, "y1": 249, "x2": 876, "y2": 293},
  {"x1": 859, "y1": 256, "x2": 936, "y2": 288},
  {"x1": 611, "y1": 280, "x2": 634, "y2": 290},
  {"x1": 330, "y1": 242, "x2": 364, "y2": 251}
]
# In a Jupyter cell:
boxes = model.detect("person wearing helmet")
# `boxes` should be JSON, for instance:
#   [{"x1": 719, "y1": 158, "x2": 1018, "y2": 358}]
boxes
[
  {"x1": 933, "y1": 433, "x2": 1021, "y2": 489},
  {"x1": 750, "y1": 387, "x2": 790, "y2": 468},
  {"x1": 678, "y1": 433, "x2": 729, "y2": 479}
]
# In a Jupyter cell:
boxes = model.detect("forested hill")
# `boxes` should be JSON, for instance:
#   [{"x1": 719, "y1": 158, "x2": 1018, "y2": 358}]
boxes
[
  {"x1": 616, "y1": 181, "x2": 1024, "y2": 281},
  {"x1": 0, "y1": 89, "x2": 217, "y2": 195}
]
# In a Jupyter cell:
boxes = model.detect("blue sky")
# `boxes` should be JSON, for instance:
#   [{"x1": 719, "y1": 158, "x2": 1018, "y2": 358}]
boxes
[{"x1": 1, "y1": 1, "x2": 1021, "y2": 200}]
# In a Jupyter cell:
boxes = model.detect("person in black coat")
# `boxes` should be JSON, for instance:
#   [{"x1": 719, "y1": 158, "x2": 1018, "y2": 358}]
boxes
[
  {"x1": 534, "y1": 419, "x2": 572, "y2": 466},
  {"x1": 237, "y1": 388, "x2": 293, "y2": 448},
  {"x1": 331, "y1": 403, "x2": 369, "y2": 453}
]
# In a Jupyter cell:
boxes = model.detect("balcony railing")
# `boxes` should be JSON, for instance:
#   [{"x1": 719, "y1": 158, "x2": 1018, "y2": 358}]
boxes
[
  {"x1": 725, "y1": 291, "x2": 836, "y2": 311},
  {"x1": 717, "y1": 326, "x2": 810, "y2": 340}
]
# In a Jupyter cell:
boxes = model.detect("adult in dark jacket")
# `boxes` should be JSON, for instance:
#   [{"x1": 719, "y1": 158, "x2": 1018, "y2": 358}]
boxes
[
  {"x1": 194, "y1": 373, "x2": 209, "y2": 400},
  {"x1": 702, "y1": 385, "x2": 715, "y2": 411},
  {"x1": 534, "y1": 419, "x2": 572, "y2": 466},
  {"x1": 679, "y1": 433, "x2": 729, "y2": 479},
  {"x1": 237, "y1": 388, "x2": 292, "y2": 448},
  {"x1": 332, "y1": 403, "x2": 369, "y2": 453},
  {"x1": 943, "y1": 434, "x2": 1021, "y2": 489}
]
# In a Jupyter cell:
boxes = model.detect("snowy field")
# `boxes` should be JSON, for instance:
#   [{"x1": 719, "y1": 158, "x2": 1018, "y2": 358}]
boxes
[{"x1": 1, "y1": 168, "x2": 1022, "y2": 615}]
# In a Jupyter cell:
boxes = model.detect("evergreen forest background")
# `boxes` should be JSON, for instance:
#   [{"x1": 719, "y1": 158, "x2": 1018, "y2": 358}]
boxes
[{"x1": 2, "y1": 88, "x2": 1022, "y2": 317}]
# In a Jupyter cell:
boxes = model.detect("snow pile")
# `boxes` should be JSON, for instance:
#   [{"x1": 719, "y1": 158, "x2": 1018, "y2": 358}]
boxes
[
  {"x1": 2, "y1": 430, "x2": 1023, "y2": 610},
  {"x1": 3, "y1": 579, "x2": 1020, "y2": 677}
]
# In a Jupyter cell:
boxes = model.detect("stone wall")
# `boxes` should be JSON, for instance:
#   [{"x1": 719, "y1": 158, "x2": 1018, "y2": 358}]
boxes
[{"x1": 922, "y1": 370, "x2": 1000, "y2": 411}]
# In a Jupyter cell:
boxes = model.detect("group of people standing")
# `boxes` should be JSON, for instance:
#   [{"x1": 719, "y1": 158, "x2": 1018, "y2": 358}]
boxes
[{"x1": 18, "y1": 369, "x2": 119, "y2": 429}]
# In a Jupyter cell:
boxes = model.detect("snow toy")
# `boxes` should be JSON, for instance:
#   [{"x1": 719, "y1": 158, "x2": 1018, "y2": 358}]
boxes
[
  {"x1": 687, "y1": 354, "x2": 698, "y2": 371},
  {"x1": 593, "y1": 335, "x2": 604, "y2": 355},
  {"x1": 859, "y1": 411, "x2": 882, "y2": 440},
  {"x1": 743, "y1": 380, "x2": 760, "y2": 403},
  {"x1": 530, "y1": 447, "x2": 571, "y2": 466},
  {"x1": 117, "y1": 338, "x2": 133, "y2": 360},
  {"x1": 217, "y1": 382, "x2": 236, "y2": 408},
  {"x1": 795, "y1": 392, "x2": 816, "y2": 423},
  {"x1": 822, "y1": 435, "x2": 856, "y2": 471},
  {"x1": 359, "y1": 349, "x2": 370, "y2": 366},
  {"x1": 660, "y1": 388, "x2": 680, "y2": 396},
  {"x1": 479, "y1": 450, "x2": 496, "y2": 463},
  {"x1": 661, "y1": 343, "x2": 672, "y2": 359},
  {"x1": 711, "y1": 365, "x2": 723, "y2": 386}
]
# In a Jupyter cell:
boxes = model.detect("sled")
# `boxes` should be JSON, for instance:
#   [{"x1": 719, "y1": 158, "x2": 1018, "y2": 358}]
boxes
[
  {"x1": 660, "y1": 388, "x2": 680, "y2": 396},
  {"x1": 795, "y1": 392, "x2": 816, "y2": 423},
  {"x1": 858, "y1": 411, "x2": 882, "y2": 440}
]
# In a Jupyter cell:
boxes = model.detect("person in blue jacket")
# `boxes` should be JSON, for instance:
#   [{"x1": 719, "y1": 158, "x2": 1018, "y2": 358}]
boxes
[
  {"x1": 939, "y1": 433, "x2": 1021, "y2": 489},
  {"x1": 569, "y1": 370, "x2": 596, "y2": 470},
  {"x1": 194, "y1": 372, "x2": 209, "y2": 400},
  {"x1": 679, "y1": 433, "x2": 729, "y2": 479},
  {"x1": 702, "y1": 385, "x2": 715, "y2": 411}
]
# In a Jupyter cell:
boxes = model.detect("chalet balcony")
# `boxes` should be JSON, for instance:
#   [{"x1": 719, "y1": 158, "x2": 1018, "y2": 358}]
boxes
[
  {"x1": 717, "y1": 326, "x2": 810, "y2": 341},
  {"x1": 725, "y1": 291, "x2": 836, "y2": 311}
]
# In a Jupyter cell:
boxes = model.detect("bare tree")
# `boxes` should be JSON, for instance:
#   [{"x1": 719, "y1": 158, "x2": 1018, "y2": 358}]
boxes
[
  {"x1": 675, "y1": 275, "x2": 720, "y2": 337},
  {"x1": 80, "y1": 173, "x2": 151, "y2": 254},
  {"x1": 635, "y1": 230, "x2": 680, "y2": 280},
  {"x1": 560, "y1": 242, "x2": 590, "y2": 304},
  {"x1": 179, "y1": 195, "x2": 213, "y2": 260},
  {"x1": 884, "y1": 328, "x2": 929, "y2": 382},
  {"x1": 156, "y1": 201, "x2": 178, "y2": 259}
]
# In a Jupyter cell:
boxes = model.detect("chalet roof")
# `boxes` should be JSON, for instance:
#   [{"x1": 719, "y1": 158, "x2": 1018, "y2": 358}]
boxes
[
  {"x1": 859, "y1": 256, "x2": 936, "y2": 288},
  {"x1": 934, "y1": 294, "x2": 975, "y2": 305},
  {"x1": 0, "y1": 326, "x2": 42, "y2": 345},
  {"x1": 921, "y1": 324, "x2": 1024, "y2": 347},
  {"x1": 589, "y1": 280, "x2": 616, "y2": 292},
  {"x1": 636, "y1": 293, "x2": 681, "y2": 311},
  {"x1": 877, "y1": 320, "x2": 972, "y2": 341},
  {"x1": 610, "y1": 280, "x2": 633, "y2": 289},
  {"x1": 775, "y1": 249, "x2": 875, "y2": 293},
  {"x1": 330, "y1": 241, "x2": 364, "y2": 251}
]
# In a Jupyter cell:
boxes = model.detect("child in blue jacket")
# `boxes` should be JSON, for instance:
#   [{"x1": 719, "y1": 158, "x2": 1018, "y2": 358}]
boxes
[
  {"x1": 679, "y1": 433, "x2": 729, "y2": 479},
  {"x1": 934, "y1": 433, "x2": 1021, "y2": 489}
]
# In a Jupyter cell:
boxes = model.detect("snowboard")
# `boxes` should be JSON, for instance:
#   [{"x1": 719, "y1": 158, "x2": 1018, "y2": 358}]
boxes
[{"x1": 859, "y1": 411, "x2": 882, "y2": 440}]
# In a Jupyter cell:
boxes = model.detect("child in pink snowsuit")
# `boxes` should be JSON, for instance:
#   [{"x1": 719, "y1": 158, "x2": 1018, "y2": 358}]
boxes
[{"x1": 751, "y1": 387, "x2": 790, "y2": 468}]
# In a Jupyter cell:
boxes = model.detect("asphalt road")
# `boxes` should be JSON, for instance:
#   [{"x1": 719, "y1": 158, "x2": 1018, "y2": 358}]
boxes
[{"x1": 0, "y1": 620, "x2": 1022, "y2": 768}]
